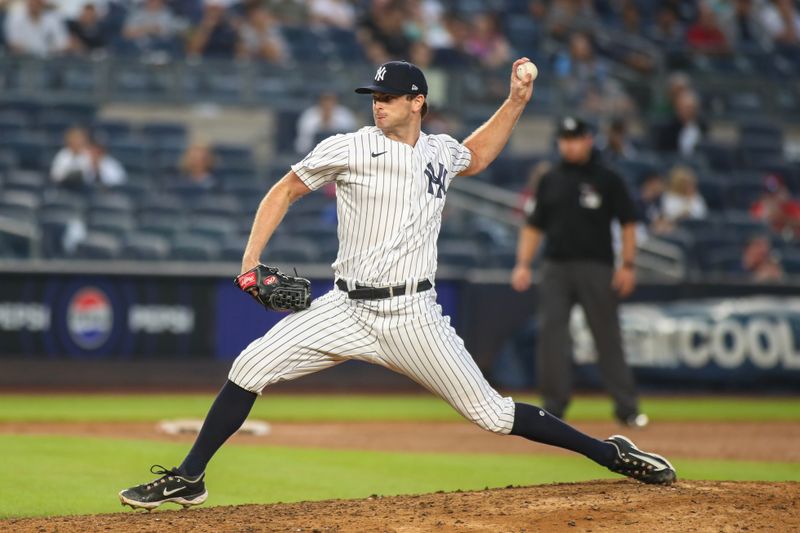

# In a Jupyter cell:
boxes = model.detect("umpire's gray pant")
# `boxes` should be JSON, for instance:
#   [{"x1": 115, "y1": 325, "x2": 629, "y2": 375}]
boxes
[{"x1": 537, "y1": 260, "x2": 639, "y2": 419}]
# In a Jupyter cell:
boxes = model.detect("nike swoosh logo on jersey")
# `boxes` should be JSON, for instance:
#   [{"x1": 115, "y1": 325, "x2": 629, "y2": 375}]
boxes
[
  {"x1": 163, "y1": 486, "x2": 185, "y2": 496},
  {"x1": 371, "y1": 151, "x2": 387, "y2": 158}
]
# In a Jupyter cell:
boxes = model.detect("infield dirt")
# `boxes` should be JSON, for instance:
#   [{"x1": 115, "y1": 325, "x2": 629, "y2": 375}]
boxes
[{"x1": 3, "y1": 480, "x2": 798, "y2": 532}]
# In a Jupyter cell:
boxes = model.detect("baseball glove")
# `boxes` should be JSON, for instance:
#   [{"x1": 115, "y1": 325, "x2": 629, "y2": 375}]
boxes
[{"x1": 234, "y1": 264, "x2": 311, "y2": 313}]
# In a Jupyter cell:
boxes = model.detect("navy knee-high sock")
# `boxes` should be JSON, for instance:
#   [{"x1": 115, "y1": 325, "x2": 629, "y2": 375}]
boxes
[
  {"x1": 179, "y1": 380, "x2": 257, "y2": 477},
  {"x1": 510, "y1": 402, "x2": 616, "y2": 466}
]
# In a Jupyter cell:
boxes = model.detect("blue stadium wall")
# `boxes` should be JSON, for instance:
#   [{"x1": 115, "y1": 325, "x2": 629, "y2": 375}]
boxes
[{"x1": 1, "y1": 271, "x2": 800, "y2": 391}]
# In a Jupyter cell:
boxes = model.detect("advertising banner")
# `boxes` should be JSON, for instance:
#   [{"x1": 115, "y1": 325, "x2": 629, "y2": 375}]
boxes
[
  {"x1": 0, "y1": 275, "x2": 214, "y2": 358},
  {"x1": 570, "y1": 296, "x2": 800, "y2": 385}
]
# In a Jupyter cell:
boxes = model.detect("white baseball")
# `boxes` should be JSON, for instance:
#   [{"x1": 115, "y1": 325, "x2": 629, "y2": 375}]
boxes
[{"x1": 516, "y1": 61, "x2": 538, "y2": 81}]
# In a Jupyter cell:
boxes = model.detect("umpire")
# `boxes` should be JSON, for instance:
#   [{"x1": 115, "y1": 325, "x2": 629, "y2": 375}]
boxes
[{"x1": 510, "y1": 116, "x2": 648, "y2": 428}]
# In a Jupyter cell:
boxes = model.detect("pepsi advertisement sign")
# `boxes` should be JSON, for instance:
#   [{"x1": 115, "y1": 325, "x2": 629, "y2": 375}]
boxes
[
  {"x1": 67, "y1": 287, "x2": 113, "y2": 350},
  {"x1": 0, "y1": 275, "x2": 212, "y2": 358}
]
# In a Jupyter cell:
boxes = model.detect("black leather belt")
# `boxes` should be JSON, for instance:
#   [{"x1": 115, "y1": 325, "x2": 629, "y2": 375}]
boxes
[{"x1": 336, "y1": 278, "x2": 432, "y2": 300}]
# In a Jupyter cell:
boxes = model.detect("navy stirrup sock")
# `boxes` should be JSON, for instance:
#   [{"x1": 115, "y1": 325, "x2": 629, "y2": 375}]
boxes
[
  {"x1": 510, "y1": 402, "x2": 615, "y2": 467},
  {"x1": 179, "y1": 380, "x2": 257, "y2": 477}
]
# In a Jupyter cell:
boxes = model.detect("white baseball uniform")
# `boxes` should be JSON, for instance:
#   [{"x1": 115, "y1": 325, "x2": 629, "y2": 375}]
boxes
[{"x1": 229, "y1": 126, "x2": 515, "y2": 434}]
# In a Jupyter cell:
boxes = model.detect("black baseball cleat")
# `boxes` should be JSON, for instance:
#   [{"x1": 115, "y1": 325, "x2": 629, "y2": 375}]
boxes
[
  {"x1": 605, "y1": 435, "x2": 677, "y2": 485},
  {"x1": 119, "y1": 465, "x2": 208, "y2": 510}
]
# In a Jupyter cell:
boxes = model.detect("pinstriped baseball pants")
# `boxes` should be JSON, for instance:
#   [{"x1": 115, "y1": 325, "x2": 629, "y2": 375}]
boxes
[{"x1": 229, "y1": 287, "x2": 516, "y2": 434}]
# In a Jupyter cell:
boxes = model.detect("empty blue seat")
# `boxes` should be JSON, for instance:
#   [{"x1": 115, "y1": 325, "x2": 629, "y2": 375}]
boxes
[
  {"x1": 188, "y1": 214, "x2": 239, "y2": 239},
  {"x1": 170, "y1": 233, "x2": 220, "y2": 261},
  {"x1": 74, "y1": 231, "x2": 122, "y2": 260},
  {"x1": 190, "y1": 194, "x2": 241, "y2": 217},
  {"x1": 87, "y1": 211, "x2": 136, "y2": 237},
  {"x1": 137, "y1": 212, "x2": 187, "y2": 239},
  {"x1": 121, "y1": 232, "x2": 171, "y2": 260}
]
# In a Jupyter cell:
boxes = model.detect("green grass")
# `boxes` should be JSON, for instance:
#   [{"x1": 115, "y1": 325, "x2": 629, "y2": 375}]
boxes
[
  {"x1": 1, "y1": 434, "x2": 798, "y2": 519},
  {"x1": 0, "y1": 394, "x2": 798, "y2": 423}
]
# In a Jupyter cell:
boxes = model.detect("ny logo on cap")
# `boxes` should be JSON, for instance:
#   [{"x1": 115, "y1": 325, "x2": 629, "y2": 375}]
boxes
[{"x1": 375, "y1": 66, "x2": 387, "y2": 82}]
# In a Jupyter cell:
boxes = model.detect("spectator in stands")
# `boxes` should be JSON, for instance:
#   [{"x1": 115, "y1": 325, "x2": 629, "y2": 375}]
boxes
[
  {"x1": 554, "y1": 32, "x2": 634, "y2": 117},
  {"x1": 614, "y1": 3, "x2": 657, "y2": 75},
  {"x1": 262, "y1": 0, "x2": 307, "y2": 26},
  {"x1": 178, "y1": 143, "x2": 216, "y2": 189},
  {"x1": 598, "y1": 117, "x2": 637, "y2": 163},
  {"x1": 308, "y1": 0, "x2": 356, "y2": 30},
  {"x1": 720, "y1": 0, "x2": 770, "y2": 51},
  {"x1": 650, "y1": 5, "x2": 686, "y2": 48},
  {"x1": 66, "y1": 1, "x2": 110, "y2": 55},
  {"x1": 294, "y1": 92, "x2": 357, "y2": 154},
  {"x1": 236, "y1": 3, "x2": 289, "y2": 64},
  {"x1": 88, "y1": 140, "x2": 127, "y2": 187},
  {"x1": 187, "y1": 0, "x2": 239, "y2": 58},
  {"x1": 545, "y1": 0, "x2": 596, "y2": 40},
  {"x1": 404, "y1": 0, "x2": 452, "y2": 50},
  {"x1": 651, "y1": 71, "x2": 693, "y2": 121},
  {"x1": 51, "y1": 127, "x2": 93, "y2": 189},
  {"x1": 741, "y1": 235, "x2": 784, "y2": 282},
  {"x1": 759, "y1": 0, "x2": 800, "y2": 52},
  {"x1": 635, "y1": 172, "x2": 674, "y2": 235},
  {"x1": 122, "y1": 0, "x2": 187, "y2": 56},
  {"x1": 686, "y1": 1, "x2": 730, "y2": 54},
  {"x1": 662, "y1": 165, "x2": 708, "y2": 222},
  {"x1": 464, "y1": 12, "x2": 512, "y2": 70},
  {"x1": 655, "y1": 89, "x2": 707, "y2": 156},
  {"x1": 750, "y1": 174, "x2": 800, "y2": 239},
  {"x1": 4, "y1": 0, "x2": 72, "y2": 57},
  {"x1": 357, "y1": 0, "x2": 411, "y2": 59}
]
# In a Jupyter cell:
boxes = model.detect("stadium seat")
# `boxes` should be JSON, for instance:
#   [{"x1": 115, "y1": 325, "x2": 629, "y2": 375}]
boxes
[
  {"x1": 0, "y1": 190, "x2": 40, "y2": 224},
  {"x1": 264, "y1": 237, "x2": 318, "y2": 263},
  {"x1": 705, "y1": 247, "x2": 744, "y2": 276},
  {"x1": 92, "y1": 120, "x2": 133, "y2": 141},
  {"x1": 74, "y1": 231, "x2": 122, "y2": 260},
  {"x1": 5, "y1": 170, "x2": 46, "y2": 193},
  {"x1": 187, "y1": 214, "x2": 239, "y2": 240},
  {"x1": 141, "y1": 122, "x2": 187, "y2": 145},
  {"x1": 87, "y1": 211, "x2": 137, "y2": 238},
  {"x1": 0, "y1": 132, "x2": 49, "y2": 170},
  {"x1": 219, "y1": 235, "x2": 249, "y2": 262},
  {"x1": 89, "y1": 191, "x2": 135, "y2": 213},
  {"x1": 137, "y1": 212, "x2": 187, "y2": 239},
  {"x1": 170, "y1": 233, "x2": 220, "y2": 261},
  {"x1": 189, "y1": 194, "x2": 242, "y2": 217},
  {"x1": 39, "y1": 208, "x2": 82, "y2": 258},
  {"x1": 41, "y1": 188, "x2": 87, "y2": 211},
  {"x1": 438, "y1": 240, "x2": 482, "y2": 268},
  {"x1": 0, "y1": 219, "x2": 38, "y2": 258},
  {"x1": 121, "y1": 232, "x2": 171, "y2": 260}
]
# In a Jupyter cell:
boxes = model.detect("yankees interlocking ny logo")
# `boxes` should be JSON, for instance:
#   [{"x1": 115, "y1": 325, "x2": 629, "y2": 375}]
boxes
[
  {"x1": 375, "y1": 66, "x2": 386, "y2": 81},
  {"x1": 425, "y1": 162, "x2": 448, "y2": 199}
]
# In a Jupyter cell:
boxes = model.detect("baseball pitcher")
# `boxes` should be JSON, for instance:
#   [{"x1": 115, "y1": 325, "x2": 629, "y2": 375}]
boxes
[{"x1": 119, "y1": 59, "x2": 676, "y2": 511}]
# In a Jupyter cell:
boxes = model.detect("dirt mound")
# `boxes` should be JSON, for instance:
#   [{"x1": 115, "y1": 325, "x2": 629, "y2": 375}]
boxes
[{"x1": 4, "y1": 480, "x2": 798, "y2": 532}]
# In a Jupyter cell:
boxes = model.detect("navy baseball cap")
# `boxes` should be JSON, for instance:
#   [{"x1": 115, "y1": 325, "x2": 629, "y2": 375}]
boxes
[
  {"x1": 355, "y1": 61, "x2": 428, "y2": 96},
  {"x1": 557, "y1": 116, "x2": 591, "y2": 138}
]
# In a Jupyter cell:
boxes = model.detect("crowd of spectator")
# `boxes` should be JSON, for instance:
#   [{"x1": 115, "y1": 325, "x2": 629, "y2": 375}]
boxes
[
  {"x1": 2, "y1": 0, "x2": 799, "y2": 281},
  {"x1": 2, "y1": 1, "x2": 798, "y2": 67}
]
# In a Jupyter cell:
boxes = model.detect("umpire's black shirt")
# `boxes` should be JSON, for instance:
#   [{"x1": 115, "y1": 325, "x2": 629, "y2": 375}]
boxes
[{"x1": 526, "y1": 153, "x2": 637, "y2": 265}]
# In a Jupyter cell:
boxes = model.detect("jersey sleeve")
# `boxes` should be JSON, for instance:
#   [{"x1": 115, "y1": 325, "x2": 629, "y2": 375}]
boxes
[
  {"x1": 440, "y1": 135, "x2": 472, "y2": 175},
  {"x1": 291, "y1": 134, "x2": 350, "y2": 191}
]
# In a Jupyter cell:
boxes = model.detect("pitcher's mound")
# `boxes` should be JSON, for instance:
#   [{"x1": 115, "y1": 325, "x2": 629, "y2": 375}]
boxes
[{"x1": 4, "y1": 479, "x2": 799, "y2": 532}]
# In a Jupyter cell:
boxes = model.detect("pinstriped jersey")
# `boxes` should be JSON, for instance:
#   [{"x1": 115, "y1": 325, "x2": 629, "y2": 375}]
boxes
[{"x1": 291, "y1": 126, "x2": 472, "y2": 285}]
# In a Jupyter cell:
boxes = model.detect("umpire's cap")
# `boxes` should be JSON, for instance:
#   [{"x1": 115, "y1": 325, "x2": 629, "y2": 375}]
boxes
[
  {"x1": 557, "y1": 116, "x2": 591, "y2": 138},
  {"x1": 355, "y1": 61, "x2": 428, "y2": 96}
]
